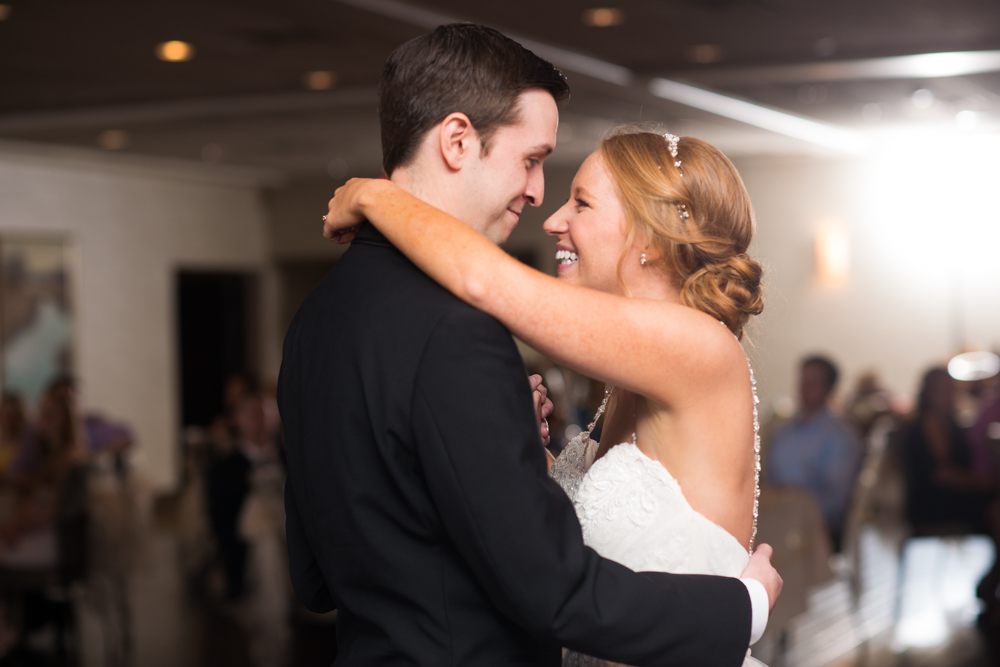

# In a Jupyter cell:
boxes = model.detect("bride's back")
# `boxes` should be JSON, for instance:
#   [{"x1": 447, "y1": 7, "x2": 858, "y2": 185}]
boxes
[{"x1": 584, "y1": 129, "x2": 764, "y2": 551}]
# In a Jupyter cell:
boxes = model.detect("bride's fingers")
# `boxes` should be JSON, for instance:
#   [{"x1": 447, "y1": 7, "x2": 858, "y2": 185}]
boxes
[{"x1": 325, "y1": 222, "x2": 360, "y2": 244}]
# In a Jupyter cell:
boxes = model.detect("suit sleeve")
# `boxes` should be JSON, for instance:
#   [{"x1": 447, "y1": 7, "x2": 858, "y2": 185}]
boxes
[
  {"x1": 412, "y1": 308, "x2": 752, "y2": 667},
  {"x1": 285, "y1": 456, "x2": 337, "y2": 613}
]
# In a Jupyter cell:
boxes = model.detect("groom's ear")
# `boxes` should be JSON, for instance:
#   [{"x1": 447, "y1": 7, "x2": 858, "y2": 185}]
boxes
[{"x1": 438, "y1": 112, "x2": 478, "y2": 172}]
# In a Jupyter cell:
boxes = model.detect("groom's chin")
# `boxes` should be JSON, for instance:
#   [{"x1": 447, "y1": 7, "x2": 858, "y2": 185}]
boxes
[{"x1": 487, "y1": 223, "x2": 517, "y2": 247}]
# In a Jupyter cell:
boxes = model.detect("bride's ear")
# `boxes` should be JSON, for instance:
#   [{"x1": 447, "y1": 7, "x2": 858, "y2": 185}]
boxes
[{"x1": 438, "y1": 112, "x2": 478, "y2": 171}]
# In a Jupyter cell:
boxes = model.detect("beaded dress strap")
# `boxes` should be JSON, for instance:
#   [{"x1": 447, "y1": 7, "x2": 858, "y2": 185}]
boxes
[
  {"x1": 584, "y1": 321, "x2": 760, "y2": 556},
  {"x1": 584, "y1": 385, "x2": 615, "y2": 436},
  {"x1": 719, "y1": 321, "x2": 761, "y2": 555}
]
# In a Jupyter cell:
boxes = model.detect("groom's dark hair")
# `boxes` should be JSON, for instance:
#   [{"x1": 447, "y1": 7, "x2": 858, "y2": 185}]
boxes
[{"x1": 378, "y1": 23, "x2": 570, "y2": 176}]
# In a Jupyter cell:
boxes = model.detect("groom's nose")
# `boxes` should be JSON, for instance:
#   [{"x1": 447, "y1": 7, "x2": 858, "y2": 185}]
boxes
[{"x1": 524, "y1": 169, "x2": 544, "y2": 208}]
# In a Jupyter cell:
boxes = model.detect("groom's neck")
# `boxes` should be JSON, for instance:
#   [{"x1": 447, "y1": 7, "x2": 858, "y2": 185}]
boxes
[{"x1": 390, "y1": 166, "x2": 476, "y2": 233}]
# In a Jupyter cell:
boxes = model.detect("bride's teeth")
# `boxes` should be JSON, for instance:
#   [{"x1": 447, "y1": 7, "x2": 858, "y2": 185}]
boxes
[{"x1": 555, "y1": 249, "x2": 579, "y2": 265}]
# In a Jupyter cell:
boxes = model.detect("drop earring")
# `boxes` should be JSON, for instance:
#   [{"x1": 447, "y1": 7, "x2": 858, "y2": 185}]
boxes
[{"x1": 640, "y1": 253, "x2": 647, "y2": 266}]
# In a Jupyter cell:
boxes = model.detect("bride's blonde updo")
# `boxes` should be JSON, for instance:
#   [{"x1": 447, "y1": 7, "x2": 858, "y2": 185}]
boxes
[{"x1": 600, "y1": 127, "x2": 764, "y2": 339}]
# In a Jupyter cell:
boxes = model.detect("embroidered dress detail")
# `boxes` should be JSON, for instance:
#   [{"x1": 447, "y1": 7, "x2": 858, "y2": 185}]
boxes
[{"x1": 547, "y1": 324, "x2": 765, "y2": 667}]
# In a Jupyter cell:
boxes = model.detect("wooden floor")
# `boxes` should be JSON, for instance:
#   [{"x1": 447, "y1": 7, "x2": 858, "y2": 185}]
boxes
[
  {"x1": 46, "y1": 523, "x2": 999, "y2": 667},
  {"x1": 754, "y1": 527, "x2": 997, "y2": 667}
]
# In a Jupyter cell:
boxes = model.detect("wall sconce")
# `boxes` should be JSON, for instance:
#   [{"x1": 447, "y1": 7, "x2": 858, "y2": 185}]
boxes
[{"x1": 815, "y1": 223, "x2": 850, "y2": 286}]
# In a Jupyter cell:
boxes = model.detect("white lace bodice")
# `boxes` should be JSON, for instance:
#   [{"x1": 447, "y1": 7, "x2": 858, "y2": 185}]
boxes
[
  {"x1": 548, "y1": 332, "x2": 764, "y2": 667},
  {"x1": 552, "y1": 434, "x2": 750, "y2": 577},
  {"x1": 550, "y1": 435, "x2": 758, "y2": 667}
]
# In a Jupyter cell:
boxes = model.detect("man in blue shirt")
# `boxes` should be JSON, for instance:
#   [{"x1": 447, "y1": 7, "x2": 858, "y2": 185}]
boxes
[{"x1": 767, "y1": 356, "x2": 863, "y2": 550}]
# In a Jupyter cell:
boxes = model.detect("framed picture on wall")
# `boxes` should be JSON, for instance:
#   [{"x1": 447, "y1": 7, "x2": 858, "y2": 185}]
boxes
[{"x1": 0, "y1": 235, "x2": 75, "y2": 407}]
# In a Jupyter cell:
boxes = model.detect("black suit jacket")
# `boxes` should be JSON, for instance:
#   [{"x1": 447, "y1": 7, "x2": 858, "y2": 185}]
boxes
[{"x1": 279, "y1": 224, "x2": 752, "y2": 667}]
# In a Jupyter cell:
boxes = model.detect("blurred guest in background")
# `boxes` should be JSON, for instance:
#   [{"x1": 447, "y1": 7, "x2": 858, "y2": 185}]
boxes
[
  {"x1": 0, "y1": 394, "x2": 31, "y2": 483},
  {"x1": 0, "y1": 380, "x2": 90, "y2": 663},
  {"x1": 903, "y1": 367, "x2": 1000, "y2": 617},
  {"x1": 767, "y1": 355, "x2": 863, "y2": 550},
  {"x1": 845, "y1": 370, "x2": 897, "y2": 440},
  {"x1": 903, "y1": 368, "x2": 995, "y2": 531},
  {"x1": 206, "y1": 391, "x2": 288, "y2": 667},
  {"x1": 0, "y1": 383, "x2": 85, "y2": 570},
  {"x1": 968, "y1": 383, "x2": 1000, "y2": 482},
  {"x1": 209, "y1": 372, "x2": 254, "y2": 454}
]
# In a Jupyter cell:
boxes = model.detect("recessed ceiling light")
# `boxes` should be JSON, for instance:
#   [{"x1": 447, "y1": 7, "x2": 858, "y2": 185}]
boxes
[
  {"x1": 98, "y1": 130, "x2": 128, "y2": 151},
  {"x1": 0, "y1": 5, "x2": 11, "y2": 21},
  {"x1": 684, "y1": 44, "x2": 724, "y2": 64},
  {"x1": 156, "y1": 40, "x2": 195, "y2": 62},
  {"x1": 956, "y1": 109, "x2": 978, "y2": 128},
  {"x1": 911, "y1": 88, "x2": 934, "y2": 109},
  {"x1": 201, "y1": 143, "x2": 225, "y2": 163},
  {"x1": 303, "y1": 70, "x2": 337, "y2": 91},
  {"x1": 815, "y1": 37, "x2": 837, "y2": 57},
  {"x1": 861, "y1": 102, "x2": 882, "y2": 122},
  {"x1": 582, "y1": 8, "x2": 623, "y2": 27},
  {"x1": 798, "y1": 85, "x2": 817, "y2": 104}
]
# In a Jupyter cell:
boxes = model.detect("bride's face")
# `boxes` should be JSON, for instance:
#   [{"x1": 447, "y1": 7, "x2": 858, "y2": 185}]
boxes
[{"x1": 543, "y1": 151, "x2": 633, "y2": 294}]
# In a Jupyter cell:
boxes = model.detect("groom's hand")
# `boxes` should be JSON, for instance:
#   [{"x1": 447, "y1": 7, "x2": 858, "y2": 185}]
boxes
[
  {"x1": 740, "y1": 543, "x2": 782, "y2": 611},
  {"x1": 528, "y1": 374, "x2": 553, "y2": 448}
]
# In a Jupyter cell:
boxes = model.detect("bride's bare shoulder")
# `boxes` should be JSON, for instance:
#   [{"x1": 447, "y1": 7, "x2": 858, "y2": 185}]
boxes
[{"x1": 649, "y1": 302, "x2": 747, "y2": 374}]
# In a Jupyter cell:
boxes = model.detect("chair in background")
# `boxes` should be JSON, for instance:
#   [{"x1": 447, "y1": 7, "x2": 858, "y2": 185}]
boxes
[
  {"x1": 0, "y1": 461, "x2": 90, "y2": 665},
  {"x1": 753, "y1": 485, "x2": 834, "y2": 664}
]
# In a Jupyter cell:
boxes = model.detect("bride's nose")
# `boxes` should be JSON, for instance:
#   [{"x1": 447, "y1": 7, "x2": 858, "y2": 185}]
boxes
[{"x1": 543, "y1": 203, "x2": 570, "y2": 236}]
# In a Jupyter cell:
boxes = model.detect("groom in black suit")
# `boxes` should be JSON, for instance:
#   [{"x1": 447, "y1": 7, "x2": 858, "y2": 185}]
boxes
[{"x1": 279, "y1": 24, "x2": 779, "y2": 667}]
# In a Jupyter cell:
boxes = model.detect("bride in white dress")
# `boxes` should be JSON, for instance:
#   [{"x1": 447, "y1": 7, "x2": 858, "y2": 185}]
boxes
[{"x1": 325, "y1": 126, "x2": 770, "y2": 666}]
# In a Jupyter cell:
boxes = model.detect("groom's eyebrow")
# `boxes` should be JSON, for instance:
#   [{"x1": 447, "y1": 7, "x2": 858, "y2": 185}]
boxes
[{"x1": 527, "y1": 144, "x2": 554, "y2": 157}]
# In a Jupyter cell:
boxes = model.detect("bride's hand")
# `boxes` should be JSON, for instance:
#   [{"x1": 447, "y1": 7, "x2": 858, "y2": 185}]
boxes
[
  {"x1": 529, "y1": 374, "x2": 554, "y2": 450},
  {"x1": 323, "y1": 178, "x2": 384, "y2": 244}
]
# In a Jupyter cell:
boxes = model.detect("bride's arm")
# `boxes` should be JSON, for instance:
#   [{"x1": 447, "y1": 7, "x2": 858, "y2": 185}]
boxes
[{"x1": 326, "y1": 179, "x2": 742, "y2": 405}]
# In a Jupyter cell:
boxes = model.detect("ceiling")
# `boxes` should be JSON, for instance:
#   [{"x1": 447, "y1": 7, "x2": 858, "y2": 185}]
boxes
[{"x1": 1, "y1": 0, "x2": 998, "y2": 177}]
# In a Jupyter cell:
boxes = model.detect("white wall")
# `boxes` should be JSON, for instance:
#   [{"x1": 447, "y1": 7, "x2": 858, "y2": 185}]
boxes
[
  {"x1": 735, "y1": 150, "x2": 1000, "y2": 411},
  {"x1": 0, "y1": 140, "x2": 280, "y2": 491},
  {"x1": 490, "y1": 153, "x2": 1000, "y2": 413},
  {"x1": 258, "y1": 149, "x2": 1000, "y2": 424}
]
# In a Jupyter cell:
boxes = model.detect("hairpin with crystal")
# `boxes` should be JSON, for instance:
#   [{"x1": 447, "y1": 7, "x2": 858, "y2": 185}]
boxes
[
  {"x1": 664, "y1": 133, "x2": 683, "y2": 176},
  {"x1": 664, "y1": 132, "x2": 690, "y2": 222}
]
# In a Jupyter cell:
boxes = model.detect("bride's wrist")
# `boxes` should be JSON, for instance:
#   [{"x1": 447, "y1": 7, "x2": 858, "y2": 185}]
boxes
[{"x1": 356, "y1": 178, "x2": 392, "y2": 217}]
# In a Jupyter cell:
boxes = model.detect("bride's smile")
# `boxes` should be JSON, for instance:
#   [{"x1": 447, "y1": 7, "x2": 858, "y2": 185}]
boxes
[
  {"x1": 554, "y1": 246, "x2": 578, "y2": 268},
  {"x1": 543, "y1": 152, "x2": 639, "y2": 295}
]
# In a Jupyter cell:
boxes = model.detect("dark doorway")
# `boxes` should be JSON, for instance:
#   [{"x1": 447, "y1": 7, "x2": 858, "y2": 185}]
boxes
[{"x1": 177, "y1": 271, "x2": 258, "y2": 428}]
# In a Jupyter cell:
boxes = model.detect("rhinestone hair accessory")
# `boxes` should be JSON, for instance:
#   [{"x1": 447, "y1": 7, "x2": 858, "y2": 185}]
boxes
[
  {"x1": 664, "y1": 133, "x2": 690, "y2": 224},
  {"x1": 664, "y1": 133, "x2": 683, "y2": 175}
]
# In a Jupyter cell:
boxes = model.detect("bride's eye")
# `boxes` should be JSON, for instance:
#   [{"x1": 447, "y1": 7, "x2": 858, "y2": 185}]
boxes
[{"x1": 575, "y1": 197, "x2": 590, "y2": 209}]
